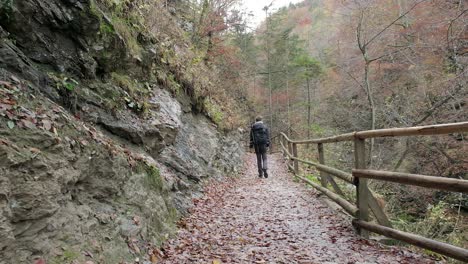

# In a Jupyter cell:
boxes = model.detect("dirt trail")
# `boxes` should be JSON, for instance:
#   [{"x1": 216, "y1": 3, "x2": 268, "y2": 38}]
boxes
[{"x1": 161, "y1": 154, "x2": 439, "y2": 264}]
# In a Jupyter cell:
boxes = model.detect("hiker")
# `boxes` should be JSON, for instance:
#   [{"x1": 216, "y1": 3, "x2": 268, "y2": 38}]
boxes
[{"x1": 249, "y1": 116, "x2": 270, "y2": 178}]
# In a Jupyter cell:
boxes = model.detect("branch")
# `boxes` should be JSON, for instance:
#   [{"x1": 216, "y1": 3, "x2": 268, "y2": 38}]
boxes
[
  {"x1": 447, "y1": 9, "x2": 468, "y2": 50},
  {"x1": 413, "y1": 85, "x2": 466, "y2": 126},
  {"x1": 364, "y1": 0, "x2": 426, "y2": 48},
  {"x1": 356, "y1": 10, "x2": 365, "y2": 53},
  {"x1": 367, "y1": 46, "x2": 411, "y2": 63},
  {"x1": 336, "y1": 65, "x2": 366, "y2": 93}
]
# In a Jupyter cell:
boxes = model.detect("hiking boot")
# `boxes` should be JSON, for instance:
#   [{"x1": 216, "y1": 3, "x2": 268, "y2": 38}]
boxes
[
  {"x1": 258, "y1": 171, "x2": 263, "y2": 178},
  {"x1": 263, "y1": 169, "x2": 268, "y2": 178}
]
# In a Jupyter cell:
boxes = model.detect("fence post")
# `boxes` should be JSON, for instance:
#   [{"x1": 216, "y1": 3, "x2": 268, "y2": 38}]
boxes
[
  {"x1": 354, "y1": 138, "x2": 369, "y2": 238},
  {"x1": 281, "y1": 135, "x2": 288, "y2": 158},
  {"x1": 317, "y1": 143, "x2": 328, "y2": 187},
  {"x1": 292, "y1": 143, "x2": 299, "y2": 175}
]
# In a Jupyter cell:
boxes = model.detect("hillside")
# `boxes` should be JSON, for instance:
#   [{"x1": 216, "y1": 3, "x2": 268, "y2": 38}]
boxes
[
  {"x1": 246, "y1": 0, "x2": 467, "y2": 257},
  {"x1": 0, "y1": 0, "x2": 466, "y2": 263},
  {"x1": 0, "y1": 0, "x2": 247, "y2": 263}
]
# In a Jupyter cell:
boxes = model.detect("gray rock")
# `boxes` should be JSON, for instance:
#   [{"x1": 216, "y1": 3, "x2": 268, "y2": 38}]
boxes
[
  {"x1": 118, "y1": 218, "x2": 142, "y2": 237},
  {"x1": 0, "y1": 1, "x2": 245, "y2": 263},
  {"x1": 9, "y1": 181, "x2": 61, "y2": 222},
  {"x1": 0, "y1": 26, "x2": 8, "y2": 38}
]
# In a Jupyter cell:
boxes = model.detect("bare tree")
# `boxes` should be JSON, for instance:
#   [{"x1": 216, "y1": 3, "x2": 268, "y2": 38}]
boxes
[{"x1": 355, "y1": 0, "x2": 425, "y2": 166}]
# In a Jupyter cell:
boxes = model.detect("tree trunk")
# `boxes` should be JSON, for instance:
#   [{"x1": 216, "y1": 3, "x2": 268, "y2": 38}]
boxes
[
  {"x1": 266, "y1": 9, "x2": 273, "y2": 151},
  {"x1": 364, "y1": 57, "x2": 376, "y2": 167},
  {"x1": 286, "y1": 40, "x2": 291, "y2": 137},
  {"x1": 307, "y1": 77, "x2": 311, "y2": 143}
]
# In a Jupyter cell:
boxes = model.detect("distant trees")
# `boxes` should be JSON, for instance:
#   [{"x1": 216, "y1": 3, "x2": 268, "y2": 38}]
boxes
[
  {"x1": 294, "y1": 54, "x2": 322, "y2": 140},
  {"x1": 253, "y1": 6, "x2": 325, "y2": 139},
  {"x1": 246, "y1": 0, "x2": 466, "y2": 174},
  {"x1": 174, "y1": 0, "x2": 467, "y2": 249},
  {"x1": 189, "y1": 0, "x2": 242, "y2": 60}
]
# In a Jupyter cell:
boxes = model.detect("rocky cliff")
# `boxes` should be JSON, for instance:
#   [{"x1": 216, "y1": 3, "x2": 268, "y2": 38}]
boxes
[{"x1": 0, "y1": 0, "x2": 244, "y2": 263}]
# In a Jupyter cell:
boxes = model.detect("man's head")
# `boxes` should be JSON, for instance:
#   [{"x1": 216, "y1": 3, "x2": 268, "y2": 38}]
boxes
[{"x1": 255, "y1": 116, "x2": 263, "y2": 122}]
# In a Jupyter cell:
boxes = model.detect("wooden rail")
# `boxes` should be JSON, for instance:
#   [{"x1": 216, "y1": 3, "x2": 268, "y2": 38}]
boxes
[
  {"x1": 286, "y1": 121, "x2": 468, "y2": 144},
  {"x1": 279, "y1": 122, "x2": 468, "y2": 261},
  {"x1": 296, "y1": 175, "x2": 358, "y2": 216},
  {"x1": 353, "y1": 170, "x2": 468, "y2": 193},
  {"x1": 353, "y1": 220, "x2": 468, "y2": 262}
]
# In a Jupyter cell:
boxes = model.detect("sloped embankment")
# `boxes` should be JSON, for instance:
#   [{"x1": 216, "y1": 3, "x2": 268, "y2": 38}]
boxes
[{"x1": 0, "y1": 0, "x2": 244, "y2": 263}]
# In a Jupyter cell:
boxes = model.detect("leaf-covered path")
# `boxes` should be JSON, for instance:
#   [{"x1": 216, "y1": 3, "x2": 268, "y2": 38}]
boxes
[{"x1": 161, "y1": 154, "x2": 439, "y2": 263}]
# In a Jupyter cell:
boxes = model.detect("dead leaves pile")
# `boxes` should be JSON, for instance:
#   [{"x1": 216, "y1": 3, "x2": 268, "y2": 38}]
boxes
[
  {"x1": 0, "y1": 78, "x2": 59, "y2": 133},
  {"x1": 159, "y1": 154, "x2": 439, "y2": 264}
]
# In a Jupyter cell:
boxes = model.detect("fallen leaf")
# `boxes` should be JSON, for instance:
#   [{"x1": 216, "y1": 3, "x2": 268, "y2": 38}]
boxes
[
  {"x1": 7, "y1": 120, "x2": 14, "y2": 129},
  {"x1": 83, "y1": 250, "x2": 94, "y2": 258},
  {"x1": 133, "y1": 216, "x2": 140, "y2": 226},
  {"x1": 0, "y1": 81, "x2": 13, "y2": 89},
  {"x1": 0, "y1": 103, "x2": 13, "y2": 110},
  {"x1": 150, "y1": 254, "x2": 158, "y2": 263},
  {"x1": 128, "y1": 241, "x2": 141, "y2": 254},
  {"x1": 10, "y1": 75, "x2": 20, "y2": 83},
  {"x1": 33, "y1": 258, "x2": 46, "y2": 264},
  {"x1": 21, "y1": 119, "x2": 36, "y2": 129},
  {"x1": 42, "y1": 119, "x2": 52, "y2": 131},
  {"x1": 29, "y1": 147, "x2": 41, "y2": 154},
  {"x1": 212, "y1": 259, "x2": 222, "y2": 264},
  {"x1": 5, "y1": 111, "x2": 15, "y2": 120}
]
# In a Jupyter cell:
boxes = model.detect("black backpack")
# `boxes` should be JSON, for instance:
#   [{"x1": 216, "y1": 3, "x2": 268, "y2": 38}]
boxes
[{"x1": 252, "y1": 124, "x2": 268, "y2": 145}]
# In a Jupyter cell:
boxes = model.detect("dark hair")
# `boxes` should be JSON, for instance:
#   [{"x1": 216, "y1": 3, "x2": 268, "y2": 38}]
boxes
[{"x1": 255, "y1": 116, "x2": 263, "y2": 121}]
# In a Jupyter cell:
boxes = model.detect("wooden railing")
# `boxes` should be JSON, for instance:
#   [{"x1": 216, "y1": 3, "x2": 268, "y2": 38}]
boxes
[{"x1": 279, "y1": 122, "x2": 468, "y2": 262}]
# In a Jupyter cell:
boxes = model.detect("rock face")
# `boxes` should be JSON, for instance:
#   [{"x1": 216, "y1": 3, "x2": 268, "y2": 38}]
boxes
[{"x1": 0, "y1": 0, "x2": 245, "y2": 263}]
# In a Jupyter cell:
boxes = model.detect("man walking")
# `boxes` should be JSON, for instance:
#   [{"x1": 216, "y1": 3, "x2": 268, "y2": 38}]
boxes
[{"x1": 249, "y1": 116, "x2": 270, "y2": 178}]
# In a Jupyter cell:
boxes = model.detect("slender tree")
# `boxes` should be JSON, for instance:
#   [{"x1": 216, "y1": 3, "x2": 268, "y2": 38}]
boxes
[{"x1": 294, "y1": 54, "x2": 322, "y2": 140}]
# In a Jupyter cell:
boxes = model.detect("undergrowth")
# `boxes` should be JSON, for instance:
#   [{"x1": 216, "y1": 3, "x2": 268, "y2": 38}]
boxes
[
  {"x1": 295, "y1": 135, "x2": 467, "y2": 263},
  {"x1": 88, "y1": 0, "x2": 245, "y2": 130}
]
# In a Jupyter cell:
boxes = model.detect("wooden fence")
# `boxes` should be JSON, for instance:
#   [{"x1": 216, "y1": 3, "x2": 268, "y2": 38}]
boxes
[{"x1": 279, "y1": 122, "x2": 468, "y2": 262}]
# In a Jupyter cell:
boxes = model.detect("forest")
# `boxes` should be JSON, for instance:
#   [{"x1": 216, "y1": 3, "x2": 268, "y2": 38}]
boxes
[
  {"x1": 0, "y1": 0, "x2": 466, "y2": 263},
  {"x1": 188, "y1": 0, "x2": 467, "y2": 257}
]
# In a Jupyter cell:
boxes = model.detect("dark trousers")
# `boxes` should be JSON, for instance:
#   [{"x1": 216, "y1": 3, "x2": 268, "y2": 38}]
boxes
[{"x1": 255, "y1": 144, "x2": 268, "y2": 174}]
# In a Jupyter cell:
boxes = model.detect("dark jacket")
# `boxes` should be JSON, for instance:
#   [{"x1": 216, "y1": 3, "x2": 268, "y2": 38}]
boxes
[{"x1": 249, "y1": 121, "x2": 270, "y2": 148}]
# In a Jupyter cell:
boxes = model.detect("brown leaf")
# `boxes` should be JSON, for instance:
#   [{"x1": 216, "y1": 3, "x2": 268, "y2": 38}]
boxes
[
  {"x1": 0, "y1": 81, "x2": 13, "y2": 89},
  {"x1": 1, "y1": 98, "x2": 16, "y2": 105},
  {"x1": 0, "y1": 103, "x2": 13, "y2": 110},
  {"x1": 42, "y1": 119, "x2": 52, "y2": 131},
  {"x1": 21, "y1": 119, "x2": 36, "y2": 129},
  {"x1": 29, "y1": 147, "x2": 41, "y2": 154},
  {"x1": 150, "y1": 254, "x2": 158, "y2": 264},
  {"x1": 5, "y1": 111, "x2": 15, "y2": 120},
  {"x1": 133, "y1": 216, "x2": 141, "y2": 226},
  {"x1": 33, "y1": 258, "x2": 46, "y2": 264},
  {"x1": 83, "y1": 250, "x2": 94, "y2": 258},
  {"x1": 128, "y1": 241, "x2": 140, "y2": 254}
]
